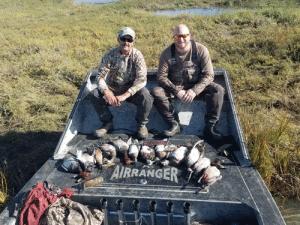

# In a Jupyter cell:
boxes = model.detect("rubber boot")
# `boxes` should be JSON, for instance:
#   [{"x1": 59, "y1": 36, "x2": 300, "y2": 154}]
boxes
[
  {"x1": 164, "y1": 121, "x2": 181, "y2": 137},
  {"x1": 94, "y1": 122, "x2": 114, "y2": 139},
  {"x1": 204, "y1": 123, "x2": 223, "y2": 140}
]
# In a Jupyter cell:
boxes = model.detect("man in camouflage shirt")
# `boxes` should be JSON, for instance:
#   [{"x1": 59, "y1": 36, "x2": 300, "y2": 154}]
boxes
[
  {"x1": 151, "y1": 24, "x2": 225, "y2": 139},
  {"x1": 89, "y1": 27, "x2": 153, "y2": 139}
]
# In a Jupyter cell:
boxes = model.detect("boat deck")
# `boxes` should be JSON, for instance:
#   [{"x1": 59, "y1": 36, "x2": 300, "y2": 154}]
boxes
[
  {"x1": 39, "y1": 132, "x2": 258, "y2": 225},
  {"x1": 0, "y1": 68, "x2": 286, "y2": 225}
]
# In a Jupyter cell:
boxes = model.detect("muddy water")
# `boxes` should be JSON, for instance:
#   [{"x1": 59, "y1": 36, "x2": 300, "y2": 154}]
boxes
[{"x1": 276, "y1": 198, "x2": 300, "y2": 224}]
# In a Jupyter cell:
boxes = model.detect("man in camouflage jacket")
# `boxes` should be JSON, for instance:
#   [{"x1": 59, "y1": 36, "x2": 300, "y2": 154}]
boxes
[
  {"x1": 89, "y1": 27, "x2": 153, "y2": 139},
  {"x1": 151, "y1": 24, "x2": 225, "y2": 139}
]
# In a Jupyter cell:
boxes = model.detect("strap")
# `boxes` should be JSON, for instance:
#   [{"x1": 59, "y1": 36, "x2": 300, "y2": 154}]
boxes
[
  {"x1": 191, "y1": 40, "x2": 198, "y2": 62},
  {"x1": 171, "y1": 43, "x2": 176, "y2": 65}
]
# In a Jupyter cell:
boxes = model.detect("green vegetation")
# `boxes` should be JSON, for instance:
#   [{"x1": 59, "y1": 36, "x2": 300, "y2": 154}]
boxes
[{"x1": 0, "y1": 0, "x2": 299, "y2": 217}]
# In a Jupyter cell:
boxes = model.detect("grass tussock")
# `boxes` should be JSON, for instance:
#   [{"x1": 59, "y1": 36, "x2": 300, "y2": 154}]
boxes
[
  {"x1": 0, "y1": 0, "x2": 299, "y2": 216},
  {"x1": 0, "y1": 170, "x2": 8, "y2": 211}
]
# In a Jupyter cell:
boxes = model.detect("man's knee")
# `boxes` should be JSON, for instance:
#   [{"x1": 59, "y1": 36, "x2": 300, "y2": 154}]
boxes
[
  {"x1": 137, "y1": 88, "x2": 154, "y2": 103},
  {"x1": 151, "y1": 86, "x2": 166, "y2": 98},
  {"x1": 132, "y1": 88, "x2": 154, "y2": 108},
  {"x1": 209, "y1": 83, "x2": 225, "y2": 96},
  {"x1": 216, "y1": 84, "x2": 225, "y2": 95},
  {"x1": 90, "y1": 88, "x2": 102, "y2": 99}
]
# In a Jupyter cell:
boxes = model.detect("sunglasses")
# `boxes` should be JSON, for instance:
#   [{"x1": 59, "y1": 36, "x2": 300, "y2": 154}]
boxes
[
  {"x1": 174, "y1": 34, "x2": 189, "y2": 39},
  {"x1": 120, "y1": 36, "x2": 134, "y2": 43}
]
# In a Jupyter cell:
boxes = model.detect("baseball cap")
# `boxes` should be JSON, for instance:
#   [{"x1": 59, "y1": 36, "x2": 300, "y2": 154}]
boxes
[{"x1": 118, "y1": 27, "x2": 135, "y2": 40}]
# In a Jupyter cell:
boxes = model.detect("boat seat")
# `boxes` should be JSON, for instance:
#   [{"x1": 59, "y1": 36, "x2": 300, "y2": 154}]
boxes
[
  {"x1": 77, "y1": 69, "x2": 230, "y2": 136},
  {"x1": 88, "y1": 69, "x2": 228, "y2": 101}
]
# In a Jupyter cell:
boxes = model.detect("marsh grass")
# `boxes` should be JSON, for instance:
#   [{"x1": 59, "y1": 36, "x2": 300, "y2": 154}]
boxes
[
  {"x1": 0, "y1": 171, "x2": 8, "y2": 210},
  {"x1": 0, "y1": 0, "x2": 299, "y2": 218},
  {"x1": 239, "y1": 108, "x2": 300, "y2": 197}
]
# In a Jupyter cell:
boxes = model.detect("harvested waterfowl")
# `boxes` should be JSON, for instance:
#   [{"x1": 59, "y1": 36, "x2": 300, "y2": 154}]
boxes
[
  {"x1": 198, "y1": 166, "x2": 222, "y2": 189},
  {"x1": 211, "y1": 158, "x2": 225, "y2": 169},
  {"x1": 155, "y1": 144, "x2": 177, "y2": 161},
  {"x1": 98, "y1": 143, "x2": 116, "y2": 164},
  {"x1": 193, "y1": 157, "x2": 211, "y2": 179},
  {"x1": 94, "y1": 149, "x2": 103, "y2": 167},
  {"x1": 154, "y1": 144, "x2": 165, "y2": 160},
  {"x1": 185, "y1": 140, "x2": 203, "y2": 168},
  {"x1": 140, "y1": 145, "x2": 156, "y2": 165},
  {"x1": 191, "y1": 143, "x2": 210, "y2": 178},
  {"x1": 111, "y1": 137, "x2": 130, "y2": 158},
  {"x1": 76, "y1": 150, "x2": 95, "y2": 172},
  {"x1": 164, "y1": 144, "x2": 177, "y2": 155},
  {"x1": 186, "y1": 141, "x2": 208, "y2": 183},
  {"x1": 168, "y1": 146, "x2": 188, "y2": 166},
  {"x1": 128, "y1": 138, "x2": 140, "y2": 163},
  {"x1": 61, "y1": 154, "x2": 82, "y2": 173}
]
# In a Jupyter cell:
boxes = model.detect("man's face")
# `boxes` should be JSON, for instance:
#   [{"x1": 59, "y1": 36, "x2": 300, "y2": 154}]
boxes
[
  {"x1": 173, "y1": 25, "x2": 191, "y2": 50},
  {"x1": 118, "y1": 35, "x2": 134, "y2": 55}
]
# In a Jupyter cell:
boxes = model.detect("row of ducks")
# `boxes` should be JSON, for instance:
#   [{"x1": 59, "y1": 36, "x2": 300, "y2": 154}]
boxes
[{"x1": 62, "y1": 137, "x2": 223, "y2": 189}]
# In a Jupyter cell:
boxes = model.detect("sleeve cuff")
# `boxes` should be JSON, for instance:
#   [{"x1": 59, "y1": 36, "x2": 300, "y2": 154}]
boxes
[{"x1": 128, "y1": 88, "x2": 135, "y2": 96}]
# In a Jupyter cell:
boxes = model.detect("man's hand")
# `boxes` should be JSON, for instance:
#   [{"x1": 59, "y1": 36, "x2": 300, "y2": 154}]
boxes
[
  {"x1": 116, "y1": 92, "x2": 131, "y2": 105},
  {"x1": 176, "y1": 90, "x2": 186, "y2": 100},
  {"x1": 103, "y1": 89, "x2": 119, "y2": 106},
  {"x1": 181, "y1": 89, "x2": 196, "y2": 103}
]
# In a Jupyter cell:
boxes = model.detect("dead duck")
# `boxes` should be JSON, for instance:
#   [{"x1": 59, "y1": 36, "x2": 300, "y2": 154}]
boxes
[
  {"x1": 94, "y1": 149, "x2": 103, "y2": 168},
  {"x1": 128, "y1": 138, "x2": 140, "y2": 163},
  {"x1": 185, "y1": 140, "x2": 203, "y2": 168},
  {"x1": 191, "y1": 143, "x2": 211, "y2": 179},
  {"x1": 98, "y1": 143, "x2": 117, "y2": 164},
  {"x1": 155, "y1": 144, "x2": 177, "y2": 161},
  {"x1": 198, "y1": 166, "x2": 222, "y2": 189},
  {"x1": 111, "y1": 137, "x2": 130, "y2": 164},
  {"x1": 76, "y1": 150, "x2": 95, "y2": 172},
  {"x1": 192, "y1": 157, "x2": 211, "y2": 179},
  {"x1": 140, "y1": 145, "x2": 156, "y2": 165},
  {"x1": 154, "y1": 144, "x2": 165, "y2": 160},
  {"x1": 61, "y1": 154, "x2": 82, "y2": 173},
  {"x1": 211, "y1": 158, "x2": 226, "y2": 169},
  {"x1": 168, "y1": 146, "x2": 188, "y2": 166}
]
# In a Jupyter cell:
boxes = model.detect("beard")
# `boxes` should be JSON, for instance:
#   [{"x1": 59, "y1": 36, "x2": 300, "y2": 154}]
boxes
[
  {"x1": 120, "y1": 44, "x2": 131, "y2": 55},
  {"x1": 175, "y1": 41, "x2": 191, "y2": 54}
]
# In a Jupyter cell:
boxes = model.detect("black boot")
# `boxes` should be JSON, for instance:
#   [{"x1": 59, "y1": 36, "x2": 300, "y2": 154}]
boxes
[
  {"x1": 204, "y1": 123, "x2": 223, "y2": 140},
  {"x1": 164, "y1": 121, "x2": 181, "y2": 137}
]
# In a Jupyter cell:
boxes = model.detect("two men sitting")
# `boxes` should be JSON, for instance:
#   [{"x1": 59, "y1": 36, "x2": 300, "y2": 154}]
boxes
[{"x1": 89, "y1": 25, "x2": 225, "y2": 140}]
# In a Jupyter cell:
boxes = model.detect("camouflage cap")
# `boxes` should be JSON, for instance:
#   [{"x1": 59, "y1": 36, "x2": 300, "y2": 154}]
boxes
[{"x1": 118, "y1": 27, "x2": 135, "y2": 40}]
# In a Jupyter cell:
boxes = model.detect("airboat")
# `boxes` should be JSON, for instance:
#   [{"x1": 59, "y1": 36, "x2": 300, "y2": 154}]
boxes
[{"x1": 0, "y1": 68, "x2": 286, "y2": 225}]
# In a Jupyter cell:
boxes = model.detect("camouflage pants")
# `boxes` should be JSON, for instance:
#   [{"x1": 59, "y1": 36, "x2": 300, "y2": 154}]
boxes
[
  {"x1": 89, "y1": 87, "x2": 153, "y2": 125},
  {"x1": 151, "y1": 82, "x2": 225, "y2": 125}
]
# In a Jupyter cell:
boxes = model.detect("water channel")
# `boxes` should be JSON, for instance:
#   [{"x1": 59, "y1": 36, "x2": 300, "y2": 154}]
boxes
[
  {"x1": 74, "y1": 0, "x2": 235, "y2": 17},
  {"x1": 153, "y1": 7, "x2": 234, "y2": 16},
  {"x1": 73, "y1": 0, "x2": 119, "y2": 5}
]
